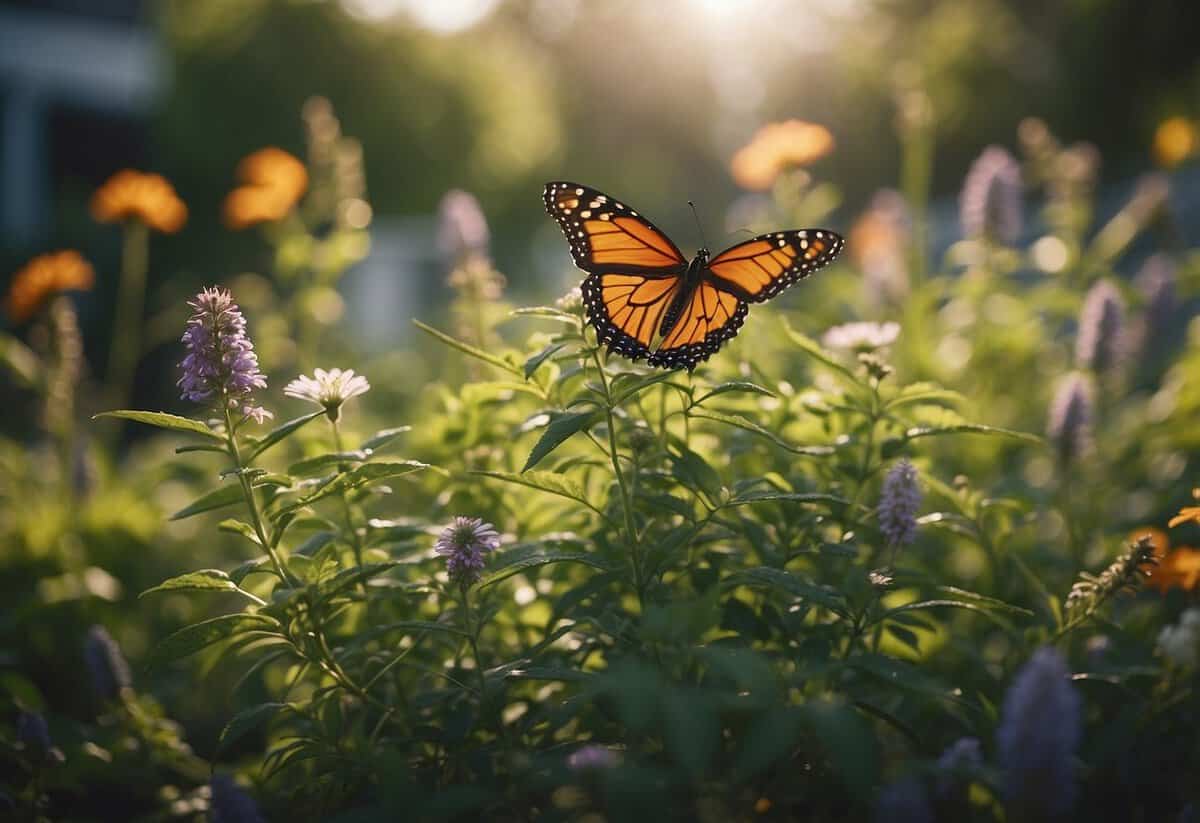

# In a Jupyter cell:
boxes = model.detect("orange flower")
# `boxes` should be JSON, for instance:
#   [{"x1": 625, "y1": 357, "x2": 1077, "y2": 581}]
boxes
[
  {"x1": 1151, "y1": 548, "x2": 1200, "y2": 593},
  {"x1": 223, "y1": 147, "x2": 308, "y2": 230},
  {"x1": 90, "y1": 169, "x2": 188, "y2": 233},
  {"x1": 5, "y1": 251, "x2": 95, "y2": 323},
  {"x1": 1153, "y1": 116, "x2": 1197, "y2": 169},
  {"x1": 1168, "y1": 489, "x2": 1200, "y2": 528},
  {"x1": 730, "y1": 120, "x2": 835, "y2": 191}
]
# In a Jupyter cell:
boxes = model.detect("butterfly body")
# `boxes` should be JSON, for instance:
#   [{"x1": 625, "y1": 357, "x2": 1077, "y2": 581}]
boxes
[{"x1": 545, "y1": 181, "x2": 843, "y2": 371}]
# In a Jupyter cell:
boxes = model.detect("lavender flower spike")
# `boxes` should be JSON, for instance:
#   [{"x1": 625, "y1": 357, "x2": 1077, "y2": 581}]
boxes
[
  {"x1": 84, "y1": 625, "x2": 132, "y2": 701},
  {"x1": 435, "y1": 516, "x2": 501, "y2": 586},
  {"x1": 878, "y1": 459, "x2": 922, "y2": 547},
  {"x1": 1047, "y1": 371, "x2": 1094, "y2": 463},
  {"x1": 1075, "y1": 279, "x2": 1125, "y2": 374},
  {"x1": 178, "y1": 287, "x2": 271, "y2": 423},
  {"x1": 210, "y1": 774, "x2": 266, "y2": 823},
  {"x1": 997, "y1": 647, "x2": 1082, "y2": 820},
  {"x1": 960, "y1": 146, "x2": 1023, "y2": 245}
]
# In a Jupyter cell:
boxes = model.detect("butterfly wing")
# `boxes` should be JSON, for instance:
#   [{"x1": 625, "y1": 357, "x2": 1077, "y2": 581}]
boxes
[
  {"x1": 646, "y1": 281, "x2": 748, "y2": 371},
  {"x1": 543, "y1": 181, "x2": 688, "y2": 274},
  {"x1": 705, "y1": 229, "x2": 843, "y2": 302},
  {"x1": 581, "y1": 273, "x2": 681, "y2": 361}
]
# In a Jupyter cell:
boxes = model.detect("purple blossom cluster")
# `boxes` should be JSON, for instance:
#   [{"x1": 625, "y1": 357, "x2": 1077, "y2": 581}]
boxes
[
  {"x1": 997, "y1": 647, "x2": 1081, "y2": 819},
  {"x1": 960, "y1": 146, "x2": 1023, "y2": 245},
  {"x1": 83, "y1": 625, "x2": 132, "y2": 702},
  {"x1": 878, "y1": 459, "x2": 922, "y2": 547},
  {"x1": 1076, "y1": 279, "x2": 1125, "y2": 374},
  {"x1": 177, "y1": 287, "x2": 270, "y2": 423},
  {"x1": 1047, "y1": 371, "x2": 1094, "y2": 462},
  {"x1": 435, "y1": 516, "x2": 501, "y2": 586}
]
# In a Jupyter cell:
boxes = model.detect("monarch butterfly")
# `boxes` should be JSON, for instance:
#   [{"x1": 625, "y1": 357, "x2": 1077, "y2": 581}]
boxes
[{"x1": 544, "y1": 181, "x2": 844, "y2": 371}]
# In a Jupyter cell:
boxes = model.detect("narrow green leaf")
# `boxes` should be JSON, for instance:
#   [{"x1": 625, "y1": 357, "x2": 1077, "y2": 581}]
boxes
[
  {"x1": 522, "y1": 411, "x2": 599, "y2": 471},
  {"x1": 229, "y1": 556, "x2": 273, "y2": 585},
  {"x1": 315, "y1": 561, "x2": 401, "y2": 599},
  {"x1": 94, "y1": 410, "x2": 221, "y2": 440},
  {"x1": 472, "y1": 470, "x2": 603, "y2": 517},
  {"x1": 610, "y1": 371, "x2": 678, "y2": 406},
  {"x1": 175, "y1": 443, "x2": 227, "y2": 455},
  {"x1": 884, "y1": 382, "x2": 966, "y2": 411},
  {"x1": 505, "y1": 666, "x2": 592, "y2": 682},
  {"x1": 414, "y1": 319, "x2": 520, "y2": 374},
  {"x1": 933, "y1": 586, "x2": 1034, "y2": 617},
  {"x1": 510, "y1": 305, "x2": 578, "y2": 323},
  {"x1": 479, "y1": 550, "x2": 612, "y2": 588},
  {"x1": 278, "y1": 460, "x2": 428, "y2": 513},
  {"x1": 727, "y1": 490, "x2": 851, "y2": 509},
  {"x1": 691, "y1": 409, "x2": 835, "y2": 456},
  {"x1": 360, "y1": 426, "x2": 411, "y2": 452},
  {"x1": 883, "y1": 423, "x2": 1043, "y2": 457},
  {"x1": 170, "y1": 484, "x2": 243, "y2": 521},
  {"x1": 218, "y1": 702, "x2": 293, "y2": 754},
  {"x1": 140, "y1": 569, "x2": 265, "y2": 605},
  {"x1": 0, "y1": 333, "x2": 40, "y2": 388},
  {"x1": 725, "y1": 567, "x2": 848, "y2": 617},
  {"x1": 245, "y1": 410, "x2": 326, "y2": 461},
  {"x1": 781, "y1": 319, "x2": 861, "y2": 384},
  {"x1": 288, "y1": 452, "x2": 366, "y2": 476},
  {"x1": 695, "y1": 381, "x2": 776, "y2": 404},
  {"x1": 145, "y1": 614, "x2": 282, "y2": 670},
  {"x1": 524, "y1": 343, "x2": 565, "y2": 379}
]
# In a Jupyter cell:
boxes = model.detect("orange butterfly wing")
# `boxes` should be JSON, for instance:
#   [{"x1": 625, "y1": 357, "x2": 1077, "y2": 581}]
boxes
[
  {"x1": 546, "y1": 182, "x2": 687, "y2": 360},
  {"x1": 543, "y1": 182, "x2": 687, "y2": 274},
  {"x1": 646, "y1": 281, "x2": 748, "y2": 370},
  {"x1": 705, "y1": 229, "x2": 843, "y2": 303}
]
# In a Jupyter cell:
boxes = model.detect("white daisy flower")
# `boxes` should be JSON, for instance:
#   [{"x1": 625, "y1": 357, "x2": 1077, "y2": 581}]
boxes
[{"x1": 283, "y1": 367, "x2": 370, "y2": 421}]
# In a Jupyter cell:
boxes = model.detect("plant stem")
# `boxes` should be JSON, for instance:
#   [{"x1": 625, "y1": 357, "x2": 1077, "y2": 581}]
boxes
[
  {"x1": 223, "y1": 405, "x2": 297, "y2": 587},
  {"x1": 590, "y1": 347, "x2": 644, "y2": 606},
  {"x1": 330, "y1": 417, "x2": 366, "y2": 577},
  {"x1": 107, "y1": 220, "x2": 149, "y2": 410}
]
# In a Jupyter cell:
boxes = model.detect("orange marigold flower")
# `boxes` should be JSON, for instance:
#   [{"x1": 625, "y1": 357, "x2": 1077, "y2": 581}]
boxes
[
  {"x1": 5, "y1": 251, "x2": 95, "y2": 323},
  {"x1": 1169, "y1": 490, "x2": 1200, "y2": 529},
  {"x1": 1153, "y1": 116, "x2": 1197, "y2": 169},
  {"x1": 223, "y1": 147, "x2": 308, "y2": 230},
  {"x1": 90, "y1": 169, "x2": 188, "y2": 233},
  {"x1": 1152, "y1": 548, "x2": 1200, "y2": 593},
  {"x1": 731, "y1": 120, "x2": 835, "y2": 191}
]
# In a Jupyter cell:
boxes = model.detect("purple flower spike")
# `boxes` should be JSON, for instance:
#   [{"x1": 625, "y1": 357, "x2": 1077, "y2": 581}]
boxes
[
  {"x1": 1047, "y1": 372, "x2": 1094, "y2": 463},
  {"x1": 177, "y1": 287, "x2": 271, "y2": 423},
  {"x1": 567, "y1": 744, "x2": 619, "y2": 771},
  {"x1": 997, "y1": 647, "x2": 1081, "y2": 820},
  {"x1": 878, "y1": 459, "x2": 922, "y2": 547},
  {"x1": 1076, "y1": 279, "x2": 1125, "y2": 374},
  {"x1": 960, "y1": 146, "x2": 1023, "y2": 245},
  {"x1": 435, "y1": 516, "x2": 501, "y2": 586}
]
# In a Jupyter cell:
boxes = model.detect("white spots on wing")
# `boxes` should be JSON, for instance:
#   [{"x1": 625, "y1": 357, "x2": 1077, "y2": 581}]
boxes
[
  {"x1": 799, "y1": 239, "x2": 808, "y2": 249},
  {"x1": 600, "y1": 213, "x2": 611, "y2": 221},
  {"x1": 779, "y1": 239, "x2": 787, "y2": 248},
  {"x1": 575, "y1": 187, "x2": 584, "y2": 195},
  {"x1": 581, "y1": 210, "x2": 591, "y2": 218}
]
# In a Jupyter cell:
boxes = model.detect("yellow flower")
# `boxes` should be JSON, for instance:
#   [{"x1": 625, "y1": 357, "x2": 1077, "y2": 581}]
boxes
[
  {"x1": 90, "y1": 169, "x2": 188, "y2": 233},
  {"x1": 730, "y1": 120, "x2": 835, "y2": 191},
  {"x1": 5, "y1": 251, "x2": 95, "y2": 323},
  {"x1": 1153, "y1": 117, "x2": 1197, "y2": 169},
  {"x1": 223, "y1": 147, "x2": 308, "y2": 230}
]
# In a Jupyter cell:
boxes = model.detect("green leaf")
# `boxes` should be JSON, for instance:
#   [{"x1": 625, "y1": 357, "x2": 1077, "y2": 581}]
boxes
[
  {"x1": 882, "y1": 423, "x2": 1043, "y2": 457},
  {"x1": 288, "y1": 452, "x2": 366, "y2": 476},
  {"x1": 884, "y1": 382, "x2": 966, "y2": 411},
  {"x1": 690, "y1": 409, "x2": 835, "y2": 456},
  {"x1": 94, "y1": 410, "x2": 221, "y2": 440},
  {"x1": 670, "y1": 447, "x2": 723, "y2": 501},
  {"x1": 695, "y1": 381, "x2": 776, "y2": 404},
  {"x1": 524, "y1": 343, "x2": 565, "y2": 379},
  {"x1": 229, "y1": 557, "x2": 273, "y2": 585},
  {"x1": 734, "y1": 707, "x2": 804, "y2": 780},
  {"x1": 727, "y1": 490, "x2": 851, "y2": 509},
  {"x1": 414, "y1": 319, "x2": 520, "y2": 375},
  {"x1": 845, "y1": 653, "x2": 969, "y2": 707},
  {"x1": 725, "y1": 567, "x2": 848, "y2": 617},
  {"x1": 315, "y1": 561, "x2": 400, "y2": 599},
  {"x1": 510, "y1": 305, "x2": 579, "y2": 323},
  {"x1": 933, "y1": 586, "x2": 1035, "y2": 617},
  {"x1": 218, "y1": 520, "x2": 262, "y2": 545},
  {"x1": 170, "y1": 484, "x2": 243, "y2": 520},
  {"x1": 473, "y1": 470, "x2": 603, "y2": 517},
  {"x1": 360, "y1": 426, "x2": 411, "y2": 452},
  {"x1": 800, "y1": 699, "x2": 880, "y2": 793},
  {"x1": 0, "y1": 333, "x2": 40, "y2": 388},
  {"x1": 781, "y1": 319, "x2": 861, "y2": 385},
  {"x1": 278, "y1": 460, "x2": 428, "y2": 513},
  {"x1": 245, "y1": 410, "x2": 326, "y2": 461},
  {"x1": 522, "y1": 410, "x2": 600, "y2": 471},
  {"x1": 610, "y1": 371, "x2": 678, "y2": 406},
  {"x1": 140, "y1": 569, "x2": 266, "y2": 606},
  {"x1": 218, "y1": 702, "x2": 294, "y2": 754},
  {"x1": 145, "y1": 614, "x2": 282, "y2": 670},
  {"x1": 175, "y1": 443, "x2": 227, "y2": 455},
  {"x1": 479, "y1": 549, "x2": 612, "y2": 588}
]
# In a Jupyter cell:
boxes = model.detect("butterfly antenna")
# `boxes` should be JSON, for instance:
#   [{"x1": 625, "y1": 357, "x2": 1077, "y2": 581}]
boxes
[{"x1": 688, "y1": 200, "x2": 710, "y2": 253}]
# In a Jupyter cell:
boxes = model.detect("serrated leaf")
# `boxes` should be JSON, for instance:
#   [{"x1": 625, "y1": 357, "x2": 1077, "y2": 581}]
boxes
[
  {"x1": 479, "y1": 550, "x2": 612, "y2": 588},
  {"x1": 524, "y1": 343, "x2": 565, "y2": 379},
  {"x1": 691, "y1": 409, "x2": 835, "y2": 456},
  {"x1": 725, "y1": 567, "x2": 848, "y2": 617},
  {"x1": 245, "y1": 410, "x2": 326, "y2": 461},
  {"x1": 218, "y1": 702, "x2": 294, "y2": 754},
  {"x1": 170, "y1": 484, "x2": 243, "y2": 520},
  {"x1": 522, "y1": 411, "x2": 599, "y2": 471},
  {"x1": 145, "y1": 614, "x2": 282, "y2": 670},
  {"x1": 94, "y1": 410, "x2": 221, "y2": 440},
  {"x1": 278, "y1": 461, "x2": 427, "y2": 513},
  {"x1": 472, "y1": 470, "x2": 603, "y2": 517},
  {"x1": 415, "y1": 319, "x2": 520, "y2": 374},
  {"x1": 140, "y1": 569, "x2": 266, "y2": 605}
]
